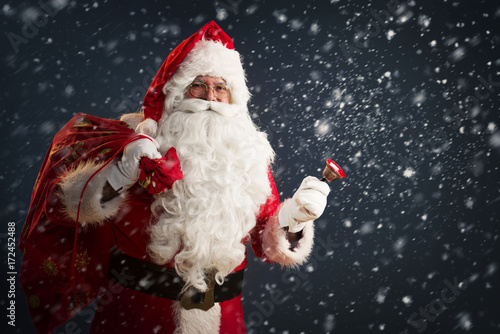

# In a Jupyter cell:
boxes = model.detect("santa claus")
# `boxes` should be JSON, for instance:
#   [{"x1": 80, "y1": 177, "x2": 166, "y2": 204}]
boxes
[{"x1": 19, "y1": 21, "x2": 332, "y2": 334}]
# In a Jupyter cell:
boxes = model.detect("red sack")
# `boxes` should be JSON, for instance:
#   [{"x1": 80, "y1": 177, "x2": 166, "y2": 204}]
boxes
[
  {"x1": 138, "y1": 147, "x2": 183, "y2": 194},
  {"x1": 18, "y1": 113, "x2": 182, "y2": 333}
]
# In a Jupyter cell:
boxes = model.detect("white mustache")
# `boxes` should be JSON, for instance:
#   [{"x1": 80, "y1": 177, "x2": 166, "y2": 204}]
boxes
[{"x1": 175, "y1": 98, "x2": 242, "y2": 117}]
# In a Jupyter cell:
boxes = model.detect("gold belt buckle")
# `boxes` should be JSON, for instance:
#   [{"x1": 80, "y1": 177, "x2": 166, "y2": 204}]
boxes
[{"x1": 180, "y1": 270, "x2": 216, "y2": 311}]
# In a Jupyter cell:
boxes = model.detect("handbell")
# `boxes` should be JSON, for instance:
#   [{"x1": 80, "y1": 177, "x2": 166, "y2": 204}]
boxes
[{"x1": 321, "y1": 159, "x2": 346, "y2": 182}]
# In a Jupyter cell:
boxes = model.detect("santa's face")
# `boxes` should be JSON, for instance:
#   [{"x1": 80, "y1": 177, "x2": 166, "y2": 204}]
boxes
[
  {"x1": 148, "y1": 87, "x2": 275, "y2": 291},
  {"x1": 184, "y1": 76, "x2": 230, "y2": 104}
]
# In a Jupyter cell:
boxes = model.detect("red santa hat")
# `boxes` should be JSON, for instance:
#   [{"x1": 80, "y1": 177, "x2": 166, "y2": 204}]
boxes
[{"x1": 136, "y1": 21, "x2": 250, "y2": 137}]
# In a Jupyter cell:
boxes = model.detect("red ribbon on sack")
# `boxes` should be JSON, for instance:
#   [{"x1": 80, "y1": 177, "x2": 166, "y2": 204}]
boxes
[{"x1": 138, "y1": 147, "x2": 183, "y2": 194}]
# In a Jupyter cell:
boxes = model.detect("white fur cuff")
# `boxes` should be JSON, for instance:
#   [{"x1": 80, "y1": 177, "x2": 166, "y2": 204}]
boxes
[
  {"x1": 58, "y1": 161, "x2": 126, "y2": 226},
  {"x1": 261, "y1": 202, "x2": 315, "y2": 267}
]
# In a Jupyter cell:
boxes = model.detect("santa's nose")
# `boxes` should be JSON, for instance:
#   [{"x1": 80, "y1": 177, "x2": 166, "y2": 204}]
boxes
[{"x1": 205, "y1": 88, "x2": 217, "y2": 102}]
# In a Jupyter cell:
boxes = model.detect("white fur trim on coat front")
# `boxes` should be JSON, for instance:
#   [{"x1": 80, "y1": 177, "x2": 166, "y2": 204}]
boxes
[
  {"x1": 261, "y1": 201, "x2": 315, "y2": 267},
  {"x1": 172, "y1": 301, "x2": 221, "y2": 334},
  {"x1": 58, "y1": 161, "x2": 127, "y2": 226}
]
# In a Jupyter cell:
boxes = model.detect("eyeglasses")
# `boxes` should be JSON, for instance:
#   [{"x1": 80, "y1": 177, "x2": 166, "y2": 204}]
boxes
[{"x1": 188, "y1": 82, "x2": 230, "y2": 98}]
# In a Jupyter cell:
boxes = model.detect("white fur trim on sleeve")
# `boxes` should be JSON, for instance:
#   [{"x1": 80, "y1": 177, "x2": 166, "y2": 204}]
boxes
[
  {"x1": 261, "y1": 202, "x2": 315, "y2": 267},
  {"x1": 58, "y1": 161, "x2": 127, "y2": 226}
]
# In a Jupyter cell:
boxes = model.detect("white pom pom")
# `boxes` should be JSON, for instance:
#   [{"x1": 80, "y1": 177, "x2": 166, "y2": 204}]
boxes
[{"x1": 135, "y1": 118, "x2": 158, "y2": 137}]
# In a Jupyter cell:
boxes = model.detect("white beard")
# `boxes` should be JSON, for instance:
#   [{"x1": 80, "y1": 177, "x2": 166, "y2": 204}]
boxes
[{"x1": 147, "y1": 98, "x2": 274, "y2": 291}]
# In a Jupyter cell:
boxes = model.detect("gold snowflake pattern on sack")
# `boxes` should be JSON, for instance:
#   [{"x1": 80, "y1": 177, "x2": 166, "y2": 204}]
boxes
[
  {"x1": 138, "y1": 171, "x2": 156, "y2": 189},
  {"x1": 28, "y1": 294, "x2": 40, "y2": 309},
  {"x1": 67, "y1": 292, "x2": 91, "y2": 316},
  {"x1": 74, "y1": 249, "x2": 91, "y2": 273},
  {"x1": 73, "y1": 117, "x2": 93, "y2": 128},
  {"x1": 42, "y1": 258, "x2": 58, "y2": 276},
  {"x1": 64, "y1": 142, "x2": 88, "y2": 164}
]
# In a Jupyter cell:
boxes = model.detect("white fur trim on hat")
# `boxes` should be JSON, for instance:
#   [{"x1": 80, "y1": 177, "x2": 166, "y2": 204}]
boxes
[{"x1": 162, "y1": 39, "x2": 250, "y2": 114}]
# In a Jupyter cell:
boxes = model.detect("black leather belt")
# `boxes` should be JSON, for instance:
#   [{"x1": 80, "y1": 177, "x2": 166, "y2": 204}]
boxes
[{"x1": 108, "y1": 251, "x2": 244, "y2": 311}]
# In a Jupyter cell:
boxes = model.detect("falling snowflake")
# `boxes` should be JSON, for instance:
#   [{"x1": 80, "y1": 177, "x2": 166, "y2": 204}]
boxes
[
  {"x1": 402, "y1": 295, "x2": 413, "y2": 306},
  {"x1": 403, "y1": 168, "x2": 416, "y2": 178},
  {"x1": 375, "y1": 287, "x2": 390, "y2": 304}
]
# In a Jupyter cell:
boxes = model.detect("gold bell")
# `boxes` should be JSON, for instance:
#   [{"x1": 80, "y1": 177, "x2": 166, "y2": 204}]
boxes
[{"x1": 321, "y1": 159, "x2": 346, "y2": 182}]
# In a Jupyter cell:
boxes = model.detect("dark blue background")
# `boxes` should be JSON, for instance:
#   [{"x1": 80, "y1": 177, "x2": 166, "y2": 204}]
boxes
[{"x1": 2, "y1": 1, "x2": 500, "y2": 333}]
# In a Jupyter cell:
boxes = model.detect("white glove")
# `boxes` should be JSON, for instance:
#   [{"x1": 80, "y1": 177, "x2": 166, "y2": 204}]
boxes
[
  {"x1": 107, "y1": 136, "x2": 162, "y2": 192},
  {"x1": 279, "y1": 176, "x2": 330, "y2": 233}
]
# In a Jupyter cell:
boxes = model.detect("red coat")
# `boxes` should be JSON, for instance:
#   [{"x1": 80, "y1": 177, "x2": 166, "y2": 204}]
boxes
[{"x1": 19, "y1": 113, "x2": 280, "y2": 334}]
